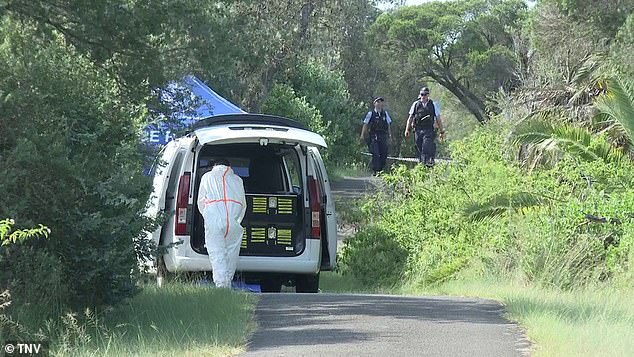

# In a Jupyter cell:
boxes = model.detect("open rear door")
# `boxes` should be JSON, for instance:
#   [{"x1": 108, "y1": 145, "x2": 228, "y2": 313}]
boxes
[
  {"x1": 144, "y1": 140, "x2": 181, "y2": 248},
  {"x1": 308, "y1": 148, "x2": 337, "y2": 271},
  {"x1": 192, "y1": 114, "x2": 327, "y2": 148}
]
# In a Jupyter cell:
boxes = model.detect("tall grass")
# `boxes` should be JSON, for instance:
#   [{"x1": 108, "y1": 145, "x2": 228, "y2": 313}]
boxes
[
  {"x1": 424, "y1": 279, "x2": 634, "y2": 357},
  {"x1": 48, "y1": 283, "x2": 256, "y2": 357}
]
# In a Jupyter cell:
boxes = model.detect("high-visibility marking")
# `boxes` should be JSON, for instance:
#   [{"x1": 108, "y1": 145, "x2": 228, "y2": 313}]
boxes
[
  {"x1": 252, "y1": 197, "x2": 268, "y2": 213},
  {"x1": 277, "y1": 198, "x2": 294, "y2": 214},
  {"x1": 277, "y1": 229, "x2": 293, "y2": 245}
]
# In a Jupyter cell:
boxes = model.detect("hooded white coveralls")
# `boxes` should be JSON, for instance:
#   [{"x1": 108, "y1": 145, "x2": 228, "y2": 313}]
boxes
[{"x1": 197, "y1": 165, "x2": 247, "y2": 288}]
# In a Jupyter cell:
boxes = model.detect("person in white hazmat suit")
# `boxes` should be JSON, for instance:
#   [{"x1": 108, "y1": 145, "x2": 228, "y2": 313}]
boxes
[{"x1": 197, "y1": 159, "x2": 247, "y2": 288}]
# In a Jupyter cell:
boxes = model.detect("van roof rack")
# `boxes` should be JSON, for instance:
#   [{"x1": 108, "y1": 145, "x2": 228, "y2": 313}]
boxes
[{"x1": 190, "y1": 114, "x2": 308, "y2": 132}]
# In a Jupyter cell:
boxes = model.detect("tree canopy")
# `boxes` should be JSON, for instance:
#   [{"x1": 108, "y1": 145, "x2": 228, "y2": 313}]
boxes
[{"x1": 368, "y1": 0, "x2": 527, "y2": 122}]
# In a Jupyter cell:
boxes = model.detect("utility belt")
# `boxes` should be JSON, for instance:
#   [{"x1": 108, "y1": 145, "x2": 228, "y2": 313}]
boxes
[{"x1": 368, "y1": 130, "x2": 388, "y2": 142}]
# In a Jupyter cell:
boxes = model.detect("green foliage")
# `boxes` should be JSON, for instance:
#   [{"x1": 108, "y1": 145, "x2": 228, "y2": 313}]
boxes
[
  {"x1": 0, "y1": 19, "x2": 153, "y2": 311},
  {"x1": 339, "y1": 122, "x2": 634, "y2": 290},
  {"x1": 262, "y1": 84, "x2": 325, "y2": 135},
  {"x1": 368, "y1": 0, "x2": 527, "y2": 122},
  {"x1": 0, "y1": 219, "x2": 60, "y2": 340},
  {"x1": 338, "y1": 225, "x2": 407, "y2": 287},
  {"x1": 594, "y1": 76, "x2": 634, "y2": 155},
  {"x1": 289, "y1": 62, "x2": 366, "y2": 165},
  {"x1": 464, "y1": 192, "x2": 545, "y2": 222},
  {"x1": 612, "y1": 13, "x2": 634, "y2": 77},
  {"x1": 263, "y1": 61, "x2": 365, "y2": 166},
  {"x1": 511, "y1": 119, "x2": 626, "y2": 169},
  {"x1": 551, "y1": 0, "x2": 634, "y2": 40},
  {"x1": 0, "y1": 218, "x2": 49, "y2": 246}
]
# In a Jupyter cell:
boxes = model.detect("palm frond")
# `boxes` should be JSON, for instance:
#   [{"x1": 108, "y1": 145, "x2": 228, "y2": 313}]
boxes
[
  {"x1": 465, "y1": 192, "x2": 545, "y2": 222},
  {"x1": 511, "y1": 117, "x2": 623, "y2": 167},
  {"x1": 594, "y1": 76, "x2": 634, "y2": 155},
  {"x1": 567, "y1": 53, "x2": 607, "y2": 107}
]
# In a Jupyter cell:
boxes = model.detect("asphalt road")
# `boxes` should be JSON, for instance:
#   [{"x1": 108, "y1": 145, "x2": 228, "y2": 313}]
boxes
[
  {"x1": 243, "y1": 176, "x2": 530, "y2": 356},
  {"x1": 243, "y1": 293, "x2": 530, "y2": 357}
]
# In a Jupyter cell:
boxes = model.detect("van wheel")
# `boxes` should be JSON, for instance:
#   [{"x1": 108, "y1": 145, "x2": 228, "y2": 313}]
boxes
[
  {"x1": 260, "y1": 278, "x2": 282, "y2": 293},
  {"x1": 296, "y1": 273, "x2": 320, "y2": 293}
]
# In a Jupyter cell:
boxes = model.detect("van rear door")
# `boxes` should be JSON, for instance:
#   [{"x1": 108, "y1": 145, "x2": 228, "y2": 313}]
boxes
[
  {"x1": 145, "y1": 140, "x2": 181, "y2": 247},
  {"x1": 308, "y1": 148, "x2": 337, "y2": 271},
  {"x1": 193, "y1": 122, "x2": 327, "y2": 149}
]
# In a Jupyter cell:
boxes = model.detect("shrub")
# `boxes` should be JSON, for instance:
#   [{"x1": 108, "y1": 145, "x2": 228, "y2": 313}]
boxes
[
  {"x1": 339, "y1": 121, "x2": 634, "y2": 290},
  {"x1": 338, "y1": 225, "x2": 407, "y2": 288},
  {"x1": 0, "y1": 21, "x2": 153, "y2": 312}
]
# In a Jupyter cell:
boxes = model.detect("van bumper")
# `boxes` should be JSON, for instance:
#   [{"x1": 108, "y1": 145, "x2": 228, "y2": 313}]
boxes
[{"x1": 164, "y1": 239, "x2": 321, "y2": 274}]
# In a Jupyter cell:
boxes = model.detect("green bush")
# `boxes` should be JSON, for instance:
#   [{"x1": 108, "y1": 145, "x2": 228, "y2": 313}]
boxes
[
  {"x1": 262, "y1": 61, "x2": 365, "y2": 167},
  {"x1": 339, "y1": 121, "x2": 634, "y2": 290},
  {"x1": 338, "y1": 225, "x2": 407, "y2": 288},
  {"x1": 0, "y1": 20, "x2": 153, "y2": 312},
  {"x1": 0, "y1": 219, "x2": 58, "y2": 340},
  {"x1": 261, "y1": 83, "x2": 326, "y2": 137}
]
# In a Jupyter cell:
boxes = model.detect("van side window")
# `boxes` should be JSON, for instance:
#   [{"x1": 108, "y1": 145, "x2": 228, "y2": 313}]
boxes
[{"x1": 283, "y1": 151, "x2": 302, "y2": 194}]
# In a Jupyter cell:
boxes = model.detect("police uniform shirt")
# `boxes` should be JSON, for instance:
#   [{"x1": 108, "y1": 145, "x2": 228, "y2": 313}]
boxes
[
  {"x1": 409, "y1": 99, "x2": 440, "y2": 118},
  {"x1": 363, "y1": 109, "x2": 393, "y2": 125}
]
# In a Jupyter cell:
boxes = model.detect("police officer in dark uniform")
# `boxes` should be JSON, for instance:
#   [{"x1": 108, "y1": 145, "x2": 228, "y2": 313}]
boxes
[
  {"x1": 360, "y1": 97, "x2": 392, "y2": 175},
  {"x1": 405, "y1": 87, "x2": 445, "y2": 167}
]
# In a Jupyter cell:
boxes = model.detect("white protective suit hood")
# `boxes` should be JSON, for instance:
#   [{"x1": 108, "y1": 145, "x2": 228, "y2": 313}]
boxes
[{"x1": 197, "y1": 164, "x2": 247, "y2": 288}]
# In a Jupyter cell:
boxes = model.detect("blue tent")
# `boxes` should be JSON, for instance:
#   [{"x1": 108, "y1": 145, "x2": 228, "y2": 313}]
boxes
[
  {"x1": 145, "y1": 75, "x2": 245, "y2": 146},
  {"x1": 185, "y1": 76, "x2": 245, "y2": 117}
]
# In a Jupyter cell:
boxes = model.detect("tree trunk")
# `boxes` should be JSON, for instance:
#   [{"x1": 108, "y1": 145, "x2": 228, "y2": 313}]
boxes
[{"x1": 430, "y1": 72, "x2": 488, "y2": 123}]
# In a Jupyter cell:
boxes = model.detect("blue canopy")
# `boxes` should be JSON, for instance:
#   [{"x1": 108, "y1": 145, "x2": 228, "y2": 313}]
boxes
[
  {"x1": 185, "y1": 76, "x2": 245, "y2": 117},
  {"x1": 145, "y1": 75, "x2": 245, "y2": 146}
]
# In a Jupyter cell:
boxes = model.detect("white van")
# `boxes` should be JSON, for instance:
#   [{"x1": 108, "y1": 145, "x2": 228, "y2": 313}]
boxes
[{"x1": 145, "y1": 114, "x2": 337, "y2": 292}]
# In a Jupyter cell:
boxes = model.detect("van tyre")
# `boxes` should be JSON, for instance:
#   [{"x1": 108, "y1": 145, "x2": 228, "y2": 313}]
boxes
[
  {"x1": 296, "y1": 273, "x2": 320, "y2": 293},
  {"x1": 260, "y1": 278, "x2": 282, "y2": 293}
]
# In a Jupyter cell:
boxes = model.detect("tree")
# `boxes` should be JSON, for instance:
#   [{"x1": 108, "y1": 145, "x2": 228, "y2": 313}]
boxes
[
  {"x1": 263, "y1": 61, "x2": 365, "y2": 166},
  {"x1": 611, "y1": 13, "x2": 634, "y2": 77},
  {"x1": 0, "y1": 18, "x2": 153, "y2": 308},
  {"x1": 549, "y1": 0, "x2": 634, "y2": 40},
  {"x1": 367, "y1": 0, "x2": 527, "y2": 123}
]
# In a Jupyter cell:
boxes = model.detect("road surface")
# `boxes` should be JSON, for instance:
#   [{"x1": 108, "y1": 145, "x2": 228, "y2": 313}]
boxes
[
  {"x1": 243, "y1": 176, "x2": 530, "y2": 356},
  {"x1": 244, "y1": 293, "x2": 530, "y2": 357}
]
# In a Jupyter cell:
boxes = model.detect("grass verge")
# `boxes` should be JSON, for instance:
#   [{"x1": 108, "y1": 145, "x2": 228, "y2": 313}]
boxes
[
  {"x1": 321, "y1": 272, "x2": 634, "y2": 356},
  {"x1": 53, "y1": 283, "x2": 257, "y2": 357},
  {"x1": 423, "y1": 279, "x2": 634, "y2": 357}
]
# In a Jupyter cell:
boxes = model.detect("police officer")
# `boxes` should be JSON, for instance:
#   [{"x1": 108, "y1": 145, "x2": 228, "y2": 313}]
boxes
[
  {"x1": 405, "y1": 87, "x2": 445, "y2": 167},
  {"x1": 360, "y1": 97, "x2": 392, "y2": 175}
]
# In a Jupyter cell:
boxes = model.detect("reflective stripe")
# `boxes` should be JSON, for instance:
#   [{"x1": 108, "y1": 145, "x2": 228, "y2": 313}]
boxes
[
  {"x1": 201, "y1": 167, "x2": 244, "y2": 240},
  {"x1": 223, "y1": 167, "x2": 230, "y2": 239}
]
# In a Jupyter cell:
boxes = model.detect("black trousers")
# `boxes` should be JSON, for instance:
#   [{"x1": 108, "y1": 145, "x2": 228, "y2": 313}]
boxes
[
  {"x1": 415, "y1": 128, "x2": 436, "y2": 165},
  {"x1": 367, "y1": 132, "x2": 389, "y2": 172}
]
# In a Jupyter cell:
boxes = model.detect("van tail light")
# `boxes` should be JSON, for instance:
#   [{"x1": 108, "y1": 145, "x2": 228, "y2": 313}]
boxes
[
  {"x1": 308, "y1": 176, "x2": 321, "y2": 240},
  {"x1": 175, "y1": 172, "x2": 191, "y2": 235}
]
